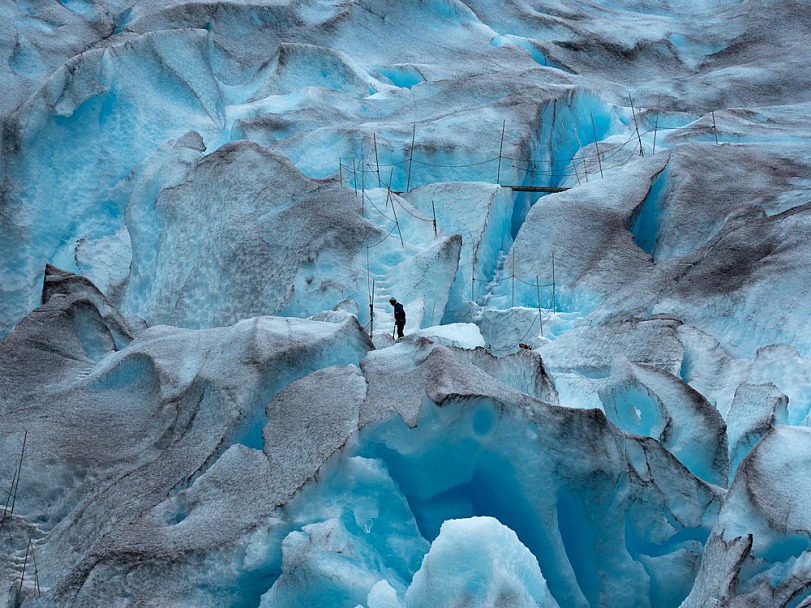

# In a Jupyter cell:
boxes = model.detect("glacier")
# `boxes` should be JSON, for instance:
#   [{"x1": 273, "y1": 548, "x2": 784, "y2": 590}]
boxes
[{"x1": 1, "y1": 0, "x2": 810, "y2": 606}]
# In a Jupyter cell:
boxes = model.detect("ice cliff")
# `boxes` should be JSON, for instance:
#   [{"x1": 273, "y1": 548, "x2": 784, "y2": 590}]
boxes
[{"x1": 1, "y1": 0, "x2": 810, "y2": 606}]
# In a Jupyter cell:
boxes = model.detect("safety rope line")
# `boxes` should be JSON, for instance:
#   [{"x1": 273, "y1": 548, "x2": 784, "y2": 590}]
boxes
[
  {"x1": 362, "y1": 189, "x2": 397, "y2": 224},
  {"x1": 366, "y1": 224, "x2": 399, "y2": 248},
  {"x1": 361, "y1": 127, "x2": 654, "y2": 175},
  {"x1": 487, "y1": 314, "x2": 540, "y2": 354},
  {"x1": 377, "y1": 173, "x2": 435, "y2": 223}
]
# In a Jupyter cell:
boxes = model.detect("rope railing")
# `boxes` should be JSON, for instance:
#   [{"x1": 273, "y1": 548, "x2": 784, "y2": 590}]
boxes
[
  {"x1": 356, "y1": 116, "x2": 658, "y2": 349},
  {"x1": 346, "y1": 124, "x2": 657, "y2": 197},
  {"x1": 362, "y1": 189, "x2": 397, "y2": 224},
  {"x1": 360, "y1": 126, "x2": 652, "y2": 174},
  {"x1": 487, "y1": 314, "x2": 540, "y2": 354},
  {"x1": 366, "y1": 224, "x2": 399, "y2": 248}
]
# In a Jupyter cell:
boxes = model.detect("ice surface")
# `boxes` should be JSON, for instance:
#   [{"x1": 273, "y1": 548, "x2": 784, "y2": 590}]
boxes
[
  {"x1": 0, "y1": 28, "x2": 225, "y2": 335},
  {"x1": 2, "y1": 288, "x2": 725, "y2": 606},
  {"x1": 402, "y1": 323, "x2": 485, "y2": 350},
  {"x1": 124, "y1": 139, "x2": 374, "y2": 327},
  {"x1": 0, "y1": 272, "x2": 374, "y2": 606},
  {"x1": 245, "y1": 335, "x2": 723, "y2": 607},
  {"x1": 682, "y1": 426, "x2": 811, "y2": 608},
  {"x1": 405, "y1": 517, "x2": 560, "y2": 608},
  {"x1": 725, "y1": 383, "x2": 788, "y2": 484},
  {"x1": 599, "y1": 362, "x2": 728, "y2": 486},
  {"x1": 2, "y1": 0, "x2": 811, "y2": 605}
]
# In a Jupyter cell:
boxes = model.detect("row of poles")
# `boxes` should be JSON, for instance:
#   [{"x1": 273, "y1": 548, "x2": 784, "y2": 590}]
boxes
[
  {"x1": 2, "y1": 430, "x2": 42, "y2": 602},
  {"x1": 472, "y1": 251, "x2": 558, "y2": 339},
  {"x1": 337, "y1": 98, "x2": 723, "y2": 195},
  {"x1": 349, "y1": 99, "x2": 722, "y2": 343},
  {"x1": 336, "y1": 115, "x2": 606, "y2": 195}
]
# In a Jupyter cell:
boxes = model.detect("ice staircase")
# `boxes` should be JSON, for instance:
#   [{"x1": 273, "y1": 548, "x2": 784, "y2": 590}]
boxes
[
  {"x1": 75, "y1": 365, "x2": 94, "y2": 382},
  {"x1": 361, "y1": 188, "x2": 432, "y2": 337}
]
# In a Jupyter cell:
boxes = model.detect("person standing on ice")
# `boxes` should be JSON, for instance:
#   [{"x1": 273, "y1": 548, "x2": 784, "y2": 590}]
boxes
[{"x1": 389, "y1": 297, "x2": 406, "y2": 339}]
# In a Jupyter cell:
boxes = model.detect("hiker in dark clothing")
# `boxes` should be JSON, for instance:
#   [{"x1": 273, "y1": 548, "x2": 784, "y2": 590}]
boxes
[{"x1": 389, "y1": 297, "x2": 406, "y2": 339}]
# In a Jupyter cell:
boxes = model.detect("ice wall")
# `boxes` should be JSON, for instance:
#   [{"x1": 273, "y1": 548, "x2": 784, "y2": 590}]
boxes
[{"x1": 1, "y1": 0, "x2": 810, "y2": 606}]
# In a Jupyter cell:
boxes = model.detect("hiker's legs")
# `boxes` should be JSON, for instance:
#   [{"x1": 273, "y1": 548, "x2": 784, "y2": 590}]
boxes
[{"x1": 397, "y1": 322, "x2": 404, "y2": 338}]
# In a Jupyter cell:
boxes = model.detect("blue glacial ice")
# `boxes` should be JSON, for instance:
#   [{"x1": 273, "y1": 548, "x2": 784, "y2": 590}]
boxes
[{"x1": 1, "y1": 0, "x2": 811, "y2": 606}]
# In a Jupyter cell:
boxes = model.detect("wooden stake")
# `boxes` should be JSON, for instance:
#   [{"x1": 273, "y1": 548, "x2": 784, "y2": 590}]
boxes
[
  {"x1": 511, "y1": 247, "x2": 515, "y2": 308},
  {"x1": 339, "y1": 158, "x2": 343, "y2": 188},
  {"x1": 560, "y1": 126, "x2": 581, "y2": 185},
  {"x1": 366, "y1": 245, "x2": 371, "y2": 301},
  {"x1": 9, "y1": 430, "x2": 27, "y2": 520},
  {"x1": 385, "y1": 168, "x2": 394, "y2": 209},
  {"x1": 629, "y1": 94, "x2": 644, "y2": 156},
  {"x1": 712, "y1": 111, "x2": 719, "y2": 145},
  {"x1": 373, "y1": 132, "x2": 381, "y2": 187},
  {"x1": 536, "y1": 274, "x2": 544, "y2": 338},
  {"x1": 571, "y1": 122, "x2": 589, "y2": 183},
  {"x1": 431, "y1": 200, "x2": 437, "y2": 238},
  {"x1": 407, "y1": 124, "x2": 416, "y2": 193},
  {"x1": 361, "y1": 150, "x2": 366, "y2": 214},
  {"x1": 2, "y1": 457, "x2": 16, "y2": 523},
  {"x1": 31, "y1": 541, "x2": 40, "y2": 597},
  {"x1": 652, "y1": 95, "x2": 661, "y2": 155},
  {"x1": 389, "y1": 189, "x2": 404, "y2": 247},
  {"x1": 497, "y1": 120, "x2": 506, "y2": 184},
  {"x1": 18, "y1": 537, "x2": 30, "y2": 599},
  {"x1": 590, "y1": 113, "x2": 604, "y2": 178},
  {"x1": 471, "y1": 260, "x2": 475, "y2": 302},
  {"x1": 552, "y1": 252, "x2": 556, "y2": 313},
  {"x1": 370, "y1": 279, "x2": 375, "y2": 338},
  {"x1": 352, "y1": 158, "x2": 358, "y2": 197}
]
